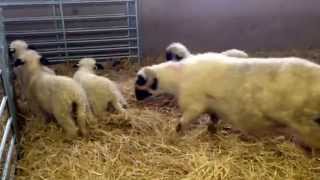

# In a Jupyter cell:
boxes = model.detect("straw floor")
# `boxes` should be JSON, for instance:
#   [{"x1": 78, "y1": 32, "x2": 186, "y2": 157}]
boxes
[{"x1": 15, "y1": 50, "x2": 320, "y2": 180}]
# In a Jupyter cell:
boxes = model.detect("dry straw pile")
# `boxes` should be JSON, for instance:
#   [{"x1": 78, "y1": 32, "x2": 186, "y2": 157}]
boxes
[{"x1": 14, "y1": 54, "x2": 320, "y2": 180}]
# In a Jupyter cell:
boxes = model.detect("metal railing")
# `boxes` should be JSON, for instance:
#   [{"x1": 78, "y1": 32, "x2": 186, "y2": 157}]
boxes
[
  {"x1": 0, "y1": 7, "x2": 18, "y2": 180},
  {"x1": 0, "y1": 0, "x2": 142, "y2": 64}
]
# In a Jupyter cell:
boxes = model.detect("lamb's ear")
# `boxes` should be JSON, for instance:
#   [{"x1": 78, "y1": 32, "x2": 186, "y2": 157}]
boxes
[
  {"x1": 14, "y1": 59, "x2": 25, "y2": 67},
  {"x1": 40, "y1": 56, "x2": 50, "y2": 65},
  {"x1": 72, "y1": 64, "x2": 79, "y2": 68},
  {"x1": 28, "y1": 45, "x2": 37, "y2": 50},
  {"x1": 95, "y1": 63, "x2": 104, "y2": 70}
]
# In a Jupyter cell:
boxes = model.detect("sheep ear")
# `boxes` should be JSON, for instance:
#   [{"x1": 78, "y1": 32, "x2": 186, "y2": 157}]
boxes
[
  {"x1": 175, "y1": 55, "x2": 183, "y2": 61},
  {"x1": 28, "y1": 45, "x2": 37, "y2": 50},
  {"x1": 72, "y1": 64, "x2": 79, "y2": 68},
  {"x1": 14, "y1": 59, "x2": 25, "y2": 67},
  {"x1": 8, "y1": 48, "x2": 15, "y2": 59},
  {"x1": 96, "y1": 63, "x2": 104, "y2": 70},
  {"x1": 40, "y1": 57, "x2": 50, "y2": 65},
  {"x1": 150, "y1": 78, "x2": 158, "y2": 90}
]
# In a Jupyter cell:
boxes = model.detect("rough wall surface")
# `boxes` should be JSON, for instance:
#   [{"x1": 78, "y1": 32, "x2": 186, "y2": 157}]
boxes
[{"x1": 141, "y1": 0, "x2": 320, "y2": 56}]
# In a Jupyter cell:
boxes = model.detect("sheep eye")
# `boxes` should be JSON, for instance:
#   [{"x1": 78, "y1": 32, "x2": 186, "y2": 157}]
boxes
[
  {"x1": 136, "y1": 75, "x2": 147, "y2": 86},
  {"x1": 166, "y1": 52, "x2": 173, "y2": 61},
  {"x1": 175, "y1": 55, "x2": 183, "y2": 61},
  {"x1": 150, "y1": 78, "x2": 158, "y2": 90}
]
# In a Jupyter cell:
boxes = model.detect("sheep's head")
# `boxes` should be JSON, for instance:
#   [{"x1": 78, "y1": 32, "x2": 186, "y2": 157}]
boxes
[
  {"x1": 74, "y1": 58, "x2": 104, "y2": 71},
  {"x1": 166, "y1": 42, "x2": 191, "y2": 61},
  {"x1": 9, "y1": 40, "x2": 29, "y2": 59},
  {"x1": 14, "y1": 50, "x2": 41, "y2": 71},
  {"x1": 135, "y1": 67, "x2": 159, "y2": 101}
]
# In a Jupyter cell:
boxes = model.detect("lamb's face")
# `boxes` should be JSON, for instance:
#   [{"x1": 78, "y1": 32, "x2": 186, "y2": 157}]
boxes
[
  {"x1": 76, "y1": 58, "x2": 104, "y2": 70},
  {"x1": 14, "y1": 50, "x2": 41, "y2": 71},
  {"x1": 134, "y1": 68, "x2": 159, "y2": 101},
  {"x1": 165, "y1": 42, "x2": 191, "y2": 61},
  {"x1": 9, "y1": 40, "x2": 29, "y2": 59}
]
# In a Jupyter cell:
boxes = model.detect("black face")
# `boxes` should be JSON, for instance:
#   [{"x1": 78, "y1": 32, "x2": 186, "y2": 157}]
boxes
[
  {"x1": 95, "y1": 63, "x2": 104, "y2": 70},
  {"x1": 134, "y1": 74, "x2": 159, "y2": 101},
  {"x1": 166, "y1": 51, "x2": 183, "y2": 61},
  {"x1": 135, "y1": 88, "x2": 153, "y2": 100},
  {"x1": 14, "y1": 59, "x2": 25, "y2": 67},
  {"x1": 8, "y1": 48, "x2": 15, "y2": 60},
  {"x1": 40, "y1": 57, "x2": 50, "y2": 65}
]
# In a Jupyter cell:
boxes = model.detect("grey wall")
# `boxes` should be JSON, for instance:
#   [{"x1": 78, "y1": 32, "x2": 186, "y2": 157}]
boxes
[{"x1": 141, "y1": 0, "x2": 320, "y2": 56}]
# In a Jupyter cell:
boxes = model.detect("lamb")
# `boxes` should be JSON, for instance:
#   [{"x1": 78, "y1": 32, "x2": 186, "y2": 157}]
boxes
[
  {"x1": 135, "y1": 53, "x2": 320, "y2": 149},
  {"x1": 15, "y1": 50, "x2": 92, "y2": 137},
  {"x1": 73, "y1": 58, "x2": 128, "y2": 119},
  {"x1": 165, "y1": 42, "x2": 248, "y2": 61}
]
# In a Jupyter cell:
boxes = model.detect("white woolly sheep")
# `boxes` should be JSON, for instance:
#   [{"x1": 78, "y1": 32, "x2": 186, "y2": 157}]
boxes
[
  {"x1": 15, "y1": 50, "x2": 92, "y2": 137},
  {"x1": 135, "y1": 53, "x2": 320, "y2": 149},
  {"x1": 73, "y1": 58, "x2": 128, "y2": 118},
  {"x1": 10, "y1": 40, "x2": 56, "y2": 109},
  {"x1": 165, "y1": 42, "x2": 248, "y2": 61}
]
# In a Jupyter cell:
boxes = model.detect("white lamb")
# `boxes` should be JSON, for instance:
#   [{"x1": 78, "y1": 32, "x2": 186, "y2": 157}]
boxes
[
  {"x1": 10, "y1": 40, "x2": 55, "y2": 98},
  {"x1": 73, "y1": 58, "x2": 128, "y2": 118},
  {"x1": 135, "y1": 53, "x2": 320, "y2": 149},
  {"x1": 165, "y1": 42, "x2": 248, "y2": 61},
  {"x1": 15, "y1": 50, "x2": 92, "y2": 137}
]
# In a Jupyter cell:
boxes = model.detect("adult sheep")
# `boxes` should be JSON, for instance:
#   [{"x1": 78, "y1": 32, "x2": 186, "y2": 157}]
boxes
[
  {"x1": 135, "y1": 53, "x2": 320, "y2": 149},
  {"x1": 15, "y1": 50, "x2": 92, "y2": 137},
  {"x1": 73, "y1": 58, "x2": 128, "y2": 118},
  {"x1": 165, "y1": 42, "x2": 248, "y2": 61}
]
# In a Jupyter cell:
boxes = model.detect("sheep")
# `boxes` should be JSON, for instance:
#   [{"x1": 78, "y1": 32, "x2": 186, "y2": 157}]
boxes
[
  {"x1": 165, "y1": 42, "x2": 248, "y2": 61},
  {"x1": 73, "y1": 58, "x2": 128, "y2": 119},
  {"x1": 135, "y1": 53, "x2": 320, "y2": 149},
  {"x1": 9, "y1": 40, "x2": 56, "y2": 112},
  {"x1": 15, "y1": 50, "x2": 92, "y2": 137}
]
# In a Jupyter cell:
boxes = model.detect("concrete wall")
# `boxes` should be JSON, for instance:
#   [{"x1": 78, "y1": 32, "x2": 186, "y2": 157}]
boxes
[{"x1": 140, "y1": 0, "x2": 320, "y2": 56}]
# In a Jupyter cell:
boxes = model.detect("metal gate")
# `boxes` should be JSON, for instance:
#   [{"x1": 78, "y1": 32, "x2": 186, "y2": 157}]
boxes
[
  {"x1": 0, "y1": 7, "x2": 18, "y2": 180},
  {"x1": 0, "y1": 0, "x2": 142, "y2": 64}
]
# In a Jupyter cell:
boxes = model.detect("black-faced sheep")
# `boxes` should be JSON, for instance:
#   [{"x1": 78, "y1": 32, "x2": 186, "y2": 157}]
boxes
[{"x1": 135, "y1": 53, "x2": 320, "y2": 149}]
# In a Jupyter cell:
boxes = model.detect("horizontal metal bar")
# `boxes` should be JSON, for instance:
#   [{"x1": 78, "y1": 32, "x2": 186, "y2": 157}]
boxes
[
  {"x1": 0, "y1": 96, "x2": 8, "y2": 118},
  {"x1": 48, "y1": 52, "x2": 130, "y2": 59},
  {"x1": 0, "y1": 0, "x2": 134, "y2": 6},
  {"x1": 1, "y1": 136, "x2": 15, "y2": 180},
  {"x1": 4, "y1": 14, "x2": 136, "y2": 22},
  {"x1": 0, "y1": 117, "x2": 12, "y2": 162},
  {"x1": 40, "y1": 46, "x2": 137, "y2": 55},
  {"x1": 48, "y1": 55, "x2": 138, "y2": 63},
  {"x1": 6, "y1": 27, "x2": 135, "y2": 36},
  {"x1": 30, "y1": 37, "x2": 137, "y2": 46}
]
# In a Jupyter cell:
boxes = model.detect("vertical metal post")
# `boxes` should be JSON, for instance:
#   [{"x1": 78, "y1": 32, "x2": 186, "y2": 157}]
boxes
[
  {"x1": 0, "y1": 8, "x2": 18, "y2": 139},
  {"x1": 134, "y1": 0, "x2": 142, "y2": 64},
  {"x1": 58, "y1": 0, "x2": 69, "y2": 59},
  {"x1": 126, "y1": 1, "x2": 131, "y2": 62}
]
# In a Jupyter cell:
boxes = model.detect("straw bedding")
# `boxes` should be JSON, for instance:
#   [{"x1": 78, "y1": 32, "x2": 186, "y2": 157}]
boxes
[{"x1": 15, "y1": 51, "x2": 320, "y2": 180}]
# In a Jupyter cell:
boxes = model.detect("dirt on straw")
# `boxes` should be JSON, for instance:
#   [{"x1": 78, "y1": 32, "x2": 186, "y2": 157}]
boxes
[{"x1": 15, "y1": 53, "x2": 320, "y2": 180}]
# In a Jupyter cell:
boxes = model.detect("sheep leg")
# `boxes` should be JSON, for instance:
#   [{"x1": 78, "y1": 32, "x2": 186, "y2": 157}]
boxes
[
  {"x1": 54, "y1": 113, "x2": 79, "y2": 138},
  {"x1": 176, "y1": 108, "x2": 203, "y2": 134},
  {"x1": 112, "y1": 100, "x2": 128, "y2": 119}
]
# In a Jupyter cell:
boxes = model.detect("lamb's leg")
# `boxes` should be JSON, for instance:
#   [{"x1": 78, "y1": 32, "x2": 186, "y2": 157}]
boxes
[
  {"x1": 111, "y1": 100, "x2": 128, "y2": 119},
  {"x1": 54, "y1": 111, "x2": 79, "y2": 138},
  {"x1": 176, "y1": 108, "x2": 203, "y2": 134}
]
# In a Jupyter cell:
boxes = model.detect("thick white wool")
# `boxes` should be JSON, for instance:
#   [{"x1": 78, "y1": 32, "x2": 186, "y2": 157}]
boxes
[
  {"x1": 73, "y1": 58, "x2": 127, "y2": 118},
  {"x1": 138, "y1": 53, "x2": 320, "y2": 149},
  {"x1": 20, "y1": 50, "x2": 91, "y2": 137},
  {"x1": 166, "y1": 42, "x2": 248, "y2": 60}
]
